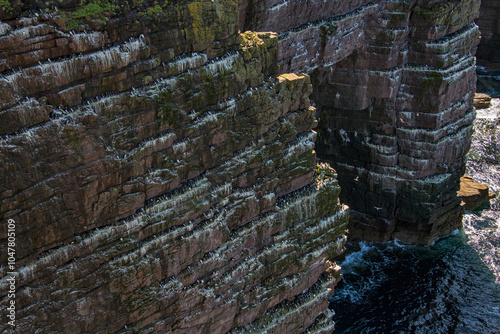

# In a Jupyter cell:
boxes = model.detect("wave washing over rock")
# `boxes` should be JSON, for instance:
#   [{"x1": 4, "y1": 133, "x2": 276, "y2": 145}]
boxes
[
  {"x1": 330, "y1": 235, "x2": 500, "y2": 333},
  {"x1": 329, "y1": 97, "x2": 500, "y2": 334}
]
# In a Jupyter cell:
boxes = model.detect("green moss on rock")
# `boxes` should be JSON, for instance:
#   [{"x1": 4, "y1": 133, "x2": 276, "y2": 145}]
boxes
[
  {"x1": 62, "y1": 125, "x2": 83, "y2": 156},
  {"x1": 155, "y1": 87, "x2": 181, "y2": 127}
]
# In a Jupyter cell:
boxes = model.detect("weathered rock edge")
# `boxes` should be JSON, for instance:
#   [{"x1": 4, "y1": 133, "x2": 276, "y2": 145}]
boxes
[
  {"x1": 458, "y1": 176, "x2": 496, "y2": 210},
  {"x1": 0, "y1": 2, "x2": 347, "y2": 333}
]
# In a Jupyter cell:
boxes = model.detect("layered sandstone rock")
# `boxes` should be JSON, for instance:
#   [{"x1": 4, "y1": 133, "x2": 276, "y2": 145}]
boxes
[
  {"x1": 458, "y1": 176, "x2": 495, "y2": 210},
  {"x1": 474, "y1": 93, "x2": 492, "y2": 109},
  {"x1": 241, "y1": 0, "x2": 481, "y2": 244},
  {"x1": 0, "y1": 1, "x2": 348, "y2": 333}
]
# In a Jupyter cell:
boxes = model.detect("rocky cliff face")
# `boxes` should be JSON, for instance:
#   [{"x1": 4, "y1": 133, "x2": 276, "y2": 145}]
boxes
[
  {"x1": 0, "y1": 1, "x2": 348, "y2": 332},
  {"x1": 241, "y1": 0, "x2": 481, "y2": 244},
  {"x1": 476, "y1": 0, "x2": 500, "y2": 62}
]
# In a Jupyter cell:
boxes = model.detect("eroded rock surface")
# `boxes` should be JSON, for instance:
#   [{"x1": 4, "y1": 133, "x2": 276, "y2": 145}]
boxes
[
  {"x1": 241, "y1": 0, "x2": 481, "y2": 244},
  {"x1": 458, "y1": 176, "x2": 495, "y2": 210},
  {"x1": 0, "y1": 1, "x2": 348, "y2": 333},
  {"x1": 474, "y1": 93, "x2": 492, "y2": 109}
]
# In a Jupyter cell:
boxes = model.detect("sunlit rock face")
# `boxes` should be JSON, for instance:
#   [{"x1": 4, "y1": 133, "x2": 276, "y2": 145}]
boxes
[
  {"x1": 476, "y1": 0, "x2": 500, "y2": 62},
  {"x1": 241, "y1": 0, "x2": 481, "y2": 244},
  {"x1": 0, "y1": 1, "x2": 348, "y2": 333}
]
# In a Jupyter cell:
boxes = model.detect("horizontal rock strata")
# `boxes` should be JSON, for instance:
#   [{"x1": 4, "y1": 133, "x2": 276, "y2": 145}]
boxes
[
  {"x1": 474, "y1": 93, "x2": 492, "y2": 109},
  {"x1": 241, "y1": 0, "x2": 481, "y2": 244},
  {"x1": 0, "y1": 2, "x2": 347, "y2": 333},
  {"x1": 458, "y1": 176, "x2": 496, "y2": 210}
]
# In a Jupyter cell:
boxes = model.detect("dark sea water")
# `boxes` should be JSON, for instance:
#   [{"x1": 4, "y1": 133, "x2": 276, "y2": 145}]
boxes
[
  {"x1": 329, "y1": 80, "x2": 500, "y2": 333},
  {"x1": 477, "y1": 66, "x2": 500, "y2": 98},
  {"x1": 330, "y1": 227, "x2": 500, "y2": 333}
]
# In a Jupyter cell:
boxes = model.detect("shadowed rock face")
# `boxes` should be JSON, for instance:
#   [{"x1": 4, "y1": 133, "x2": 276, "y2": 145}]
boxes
[
  {"x1": 476, "y1": 0, "x2": 500, "y2": 62},
  {"x1": 241, "y1": 0, "x2": 481, "y2": 244},
  {"x1": 0, "y1": 1, "x2": 348, "y2": 333}
]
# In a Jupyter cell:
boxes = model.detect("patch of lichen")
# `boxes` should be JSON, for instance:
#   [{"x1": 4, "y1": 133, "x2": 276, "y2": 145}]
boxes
[
  {"x1": 315, "y1": 163, "x2": 338, "y2": 183},
  {"x1": 384, "y1": 11, "x2": 409, "y2": 27},
  {"x1": 71, "y1": 0, "x2": 119, "y2": 19},
  {"x1": 241, "y1": 31, "x2": 265, "y2": 48},
  {"x1": 262, "y1": 252, "x2": 299, "y2": 286},
  {"x1": 201, "y1": 70, "x2": 236, "y2": 105},
  {"x1": 186, "y1": 0, "x2": 215, "y2": 48},
  {"x1": 22, "y1": 0, "x2": 181, "y2": 31},
  {"x1": 177, "y1": 74, "x2": 194, "y2": 100},
  {"x1": 1, "y1": 0, "x2": 169, "y2": 20},
  {"x1": 321, "y1": 23, "x2": 338, "y2": 37},
  {"x1": 387, "y1": 0, "x2": 412, "y2": 13},
  {"x1": 0, "y1": 0, "x2": 13, "y2": 13},
  {"x1": 155, "y1": 86, "x2": 182, "y2": 127},
  {"x1": 202, "y1": 75, "x2": 221, "y2": 105},
  {"x1": 320, "y1": 23, "x2": 338, "y2": 53},
  {"x1": 415, "y1": 70, "x2": 444, "y2": 99},
  {"x1": 138, "y1": 3, "x2": 161, "y2": 16},
  {"x1": 412, "y1": 0, "x2": 479, "y2": 31},
  {"x1": 312, "y1": 163, "x2": 343, "y2": 217},
  {"x1": 45, "y1": 0, "x2": 122, "y2": 31},
  {"x1": 240, "y1": 31, "x2": 277, "y2": 55},
  {"x1": 63, "y1": 125, "x2": 83, "y2": 156},
  {"x1": 373, "y1": 29, "x2": 399, "y2": 48}
]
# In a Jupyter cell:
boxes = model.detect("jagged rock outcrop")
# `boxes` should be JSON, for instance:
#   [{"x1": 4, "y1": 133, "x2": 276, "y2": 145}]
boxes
[
  {"x1": 476, "y1": 0, "x2": 500, "y2": 62},
  {"x1": 241, "y1": 0, "x2": 481, "y2": 244},
  {"x1": 0, "y1": 1, "x2": 348, "y2": 333}
]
